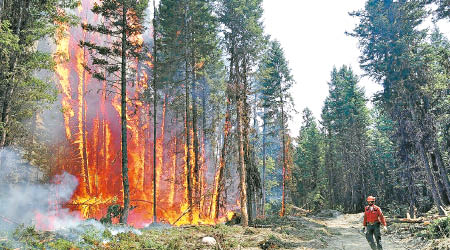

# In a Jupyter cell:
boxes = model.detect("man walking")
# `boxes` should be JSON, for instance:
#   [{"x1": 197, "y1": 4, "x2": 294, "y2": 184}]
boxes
[{"x1": 363, "y1": 196, "x2": 387, "y2": 250}]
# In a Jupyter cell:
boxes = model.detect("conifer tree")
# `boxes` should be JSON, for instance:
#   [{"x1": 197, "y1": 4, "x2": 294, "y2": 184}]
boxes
[
  {"x1": 293, "y1": 108, "x2": 324, "y2": 211},
  {"x1": 80, "y1": 0, "x2": 148, "y2": 224},
  {"x1": 351, "y1": 0, "x2": 449, "y2": 215},
  {"x1": 321, "y1": 66, "x2": 370, "y2": 212},
  {"x1": 218, "y1": 0, "x2": 265, "y2": 225},
  {"x1": 0, "y1": 0, "x2": 78, "y2": 153}
]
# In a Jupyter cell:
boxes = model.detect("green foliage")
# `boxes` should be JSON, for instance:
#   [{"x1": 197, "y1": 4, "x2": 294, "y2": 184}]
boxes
[
  {"x1": 0, "y1": 0, "x2": 78, "y2": 177},
  {"x1": 321, "y1": 66, "x2": 370, "y2": 212},
  {"x1": 259, "y1": 234, "x2": 284, "y2": 249},
  {"x1": 292, "y1": 108, "x2": 325, "y2": 211},
  {"x1": 80, "y1": 0, "x2": 149, "y2": 83},
  {"x1": 0, "y1": 21, "x2": 19, "y2": 70},
  {"x1": 258, "y1": 40, "x2": 294, "y2": 126},
  {"x1": 427, "y1": 216, "x2": 450, "y2": 239},
  {"x1": 433, "y1": 0, "x2": 450, "y2": 19},
  {"x1": 256, "y1": 39, "x2": 295, "y2": 216},
  {"x1": 11, "y1": 225, "x2": 54, "y2": 249},
  {"x1": 81, "y1": 228, "x2": 103, "y2": 246},
  {"x1": 47, "y1": 239, "x2": 77, "y2": 250},
  {"x1": 351, "y1": 0, "x2": 450, "y2": 215},
  {"x1": 218, "y1": 0, "x2": 266, "y2": 65},
  {"x1": 259, "y1": 156, "x2": 279, "y2": 196}
]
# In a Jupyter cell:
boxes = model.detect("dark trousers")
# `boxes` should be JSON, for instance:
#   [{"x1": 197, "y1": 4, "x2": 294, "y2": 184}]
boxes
[{"x1": 366, "y1": 222, "x2": 382, "y2": 250}]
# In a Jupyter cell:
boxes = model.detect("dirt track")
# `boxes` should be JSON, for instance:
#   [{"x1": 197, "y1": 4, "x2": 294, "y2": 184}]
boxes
[{"x1": 320, "y1": 213, "x2": 407, "y2": 250}]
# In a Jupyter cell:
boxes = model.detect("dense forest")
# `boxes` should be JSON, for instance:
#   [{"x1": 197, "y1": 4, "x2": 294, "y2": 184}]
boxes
[{"x1": 0, "y1": 0, "x2": 449, "y2": 231}]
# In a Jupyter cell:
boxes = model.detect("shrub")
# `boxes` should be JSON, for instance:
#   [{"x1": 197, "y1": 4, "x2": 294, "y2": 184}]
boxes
[{"x1": 427, "y1": 216, "x2": 450, "y2": 239}]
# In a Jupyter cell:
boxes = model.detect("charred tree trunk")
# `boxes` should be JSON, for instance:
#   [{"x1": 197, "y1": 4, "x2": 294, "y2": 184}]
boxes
[
  {"x1": 237, "y1": 96, "x2": 249, "y2": 226},
  {"x1": 191, "y1": 61, "x2": 201, "y2": 215},
  {"x1": 120, "y1": 1, "x2": 130, "y2": 224},
  {"x1": 211, "y1": 99, "x2": 230, "y2": 219},
  {"x1": 183, "y1": 0, "x2": 193, "y2": 223},
  {"x1": 234, "y1": 54, "x2": 249, "y2": 226},
  {"x1": 81, "y1": 37, "x2": 90, "y2": 195},
  {"x1": 152, "y1": 0, "x2": 158, "y2": 223}
]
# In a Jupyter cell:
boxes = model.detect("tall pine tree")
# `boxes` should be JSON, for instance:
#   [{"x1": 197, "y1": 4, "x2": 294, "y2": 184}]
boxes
[{"x1": 80, "y1": 0, "x2": 148, "y2": 224}]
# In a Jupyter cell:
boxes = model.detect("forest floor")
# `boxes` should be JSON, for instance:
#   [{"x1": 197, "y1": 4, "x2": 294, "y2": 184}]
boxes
[{"x1": 1, "y1": 209, "x2": 447, "y2": 249}]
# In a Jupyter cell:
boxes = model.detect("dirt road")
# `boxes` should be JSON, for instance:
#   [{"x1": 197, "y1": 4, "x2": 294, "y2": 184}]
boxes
[{"x1": 320, "y1": 213, "x2": 407, "y2": 250}]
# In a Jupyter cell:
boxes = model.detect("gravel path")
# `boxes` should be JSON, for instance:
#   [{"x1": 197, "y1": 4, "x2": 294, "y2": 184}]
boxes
[{"x1": 320, "y1": 213, "x2": 407, "y2": 250}]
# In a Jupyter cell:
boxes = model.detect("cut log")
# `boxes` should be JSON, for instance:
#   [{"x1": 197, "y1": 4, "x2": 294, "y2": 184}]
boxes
[
  {"x1": 387, "y1": 218, "x2": 424, "y2": 224},
  {"x1": 290, "y1": 206, "x2": 310, "y2": 216}
]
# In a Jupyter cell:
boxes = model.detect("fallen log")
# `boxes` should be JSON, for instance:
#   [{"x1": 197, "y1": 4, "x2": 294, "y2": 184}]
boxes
[
  {"x1": 251, "y1": 224, "x2": 274, "y2": 228},
  {"x1": 387, "y1": 218, "x2": 425, "y2": 224}
]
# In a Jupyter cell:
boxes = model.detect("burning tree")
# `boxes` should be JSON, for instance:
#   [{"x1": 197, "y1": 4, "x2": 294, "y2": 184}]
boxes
[{"x1": 79, "y1": 0, "x2": 149, "y2": 224}]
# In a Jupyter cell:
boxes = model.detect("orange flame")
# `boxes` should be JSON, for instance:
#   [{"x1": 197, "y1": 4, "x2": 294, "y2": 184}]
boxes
[{"x1": 51, "y1": 0, "x2": 236, "y2": 228}]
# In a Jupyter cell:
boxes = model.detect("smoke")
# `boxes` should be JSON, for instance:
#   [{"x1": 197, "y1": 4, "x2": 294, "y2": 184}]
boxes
[{"x1": 0, "y1": 148, "x2": 81, "y2": 231}]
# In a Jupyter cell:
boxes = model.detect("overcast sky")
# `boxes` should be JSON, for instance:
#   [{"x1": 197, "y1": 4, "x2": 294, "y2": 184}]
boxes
[{"x1": 262, "y1": 0, "x2": 450, "y2": 137}]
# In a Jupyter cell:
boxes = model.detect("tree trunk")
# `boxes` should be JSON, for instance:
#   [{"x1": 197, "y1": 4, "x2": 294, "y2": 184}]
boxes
[
  {"x1": 184, "y1": 0, "x2": 193, "y2": 223},
  {"x1": 406, "y1": 159, "x2": 416, "y2": 219},
  {"x1": 262, "y1": 112, "x2": 266, "y2": 217},
  {"x1": 152, "y1": 0, "x2": 158, "y2": 223},
  {"x1": 120, "y1": 1, "x2": 130, "y2": 224},
  {"x1": 234, "y1": 54, "x2": 248, "y2": 226},
  {"x1": 191, "y1": 60, "x2": 201, "y2": 215},
  {"x1": 431, "y1": 153, "x2": 450, "y2": 206},
  {"x1": 280, "y1": 96, "x2": 286, "y2": 217},
  {"x1": 237, "y1": 97, "x2": 249, "y2": 226},
  {"x1": 417, "y1": 141, "x2": 445, "y2": 215},
  {"x1": 242, "y1": 56, "x2": 257, "y2": 224},
  {"x1": 434, "y1": 149, "x2": 450, "y2": 204},
  {"x1": 211, "y1": 99, "x2": 230, "y2": 219},
  {"x1": 81, "y1": 39, "x2": 90, "y2": 195}
]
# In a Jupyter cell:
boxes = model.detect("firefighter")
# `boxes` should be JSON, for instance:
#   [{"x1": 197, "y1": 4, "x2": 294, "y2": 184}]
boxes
[{"x1": 363, "y1": 196, "x2": 387, "y2": 250}]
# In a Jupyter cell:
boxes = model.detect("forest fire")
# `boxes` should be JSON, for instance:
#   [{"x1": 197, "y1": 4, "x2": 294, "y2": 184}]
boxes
[{"x1": 51, "y1": 0, "x2": 232, "y2": 228}]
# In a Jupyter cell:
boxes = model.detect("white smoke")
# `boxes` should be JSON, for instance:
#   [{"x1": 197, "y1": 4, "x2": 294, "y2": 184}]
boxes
[
  {"x1": 0, "y1": 148, "x2": 81, "y2": 231},
  {"x1": 0, "y1": 148, "x2": 143, "y2": 244}
]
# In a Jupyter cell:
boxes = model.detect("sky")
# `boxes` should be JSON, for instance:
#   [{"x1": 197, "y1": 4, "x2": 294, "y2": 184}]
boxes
[{"x1": 262, "y1": 0, "x2": 450, "y2": 137}]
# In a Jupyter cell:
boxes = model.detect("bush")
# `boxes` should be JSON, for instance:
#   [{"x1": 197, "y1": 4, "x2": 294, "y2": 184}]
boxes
[
  {"x1": 48, "y1": 239, "x2": 77, "y2": 250},
  {"x1": 427, "y1": 216, "x2": 450, "y2": 239}
]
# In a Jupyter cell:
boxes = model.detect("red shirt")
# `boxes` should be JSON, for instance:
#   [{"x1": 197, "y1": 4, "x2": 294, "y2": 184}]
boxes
[{"x1": 363, "y1": 205, "x2": 386, "y2": 226}]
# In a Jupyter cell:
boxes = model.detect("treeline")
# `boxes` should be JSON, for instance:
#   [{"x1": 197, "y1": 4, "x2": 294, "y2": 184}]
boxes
[{"x1": 292, "y1": 0, "x2": 450, "y2": 217}]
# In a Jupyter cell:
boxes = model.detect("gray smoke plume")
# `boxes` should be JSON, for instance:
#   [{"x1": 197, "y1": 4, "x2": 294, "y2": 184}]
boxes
[
  {"x1": 0, "y1": 148, "x2": 81, "y2": 231},
  {"x1": 0, "y1": 147, "x2": 143, "y2": 245}
]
